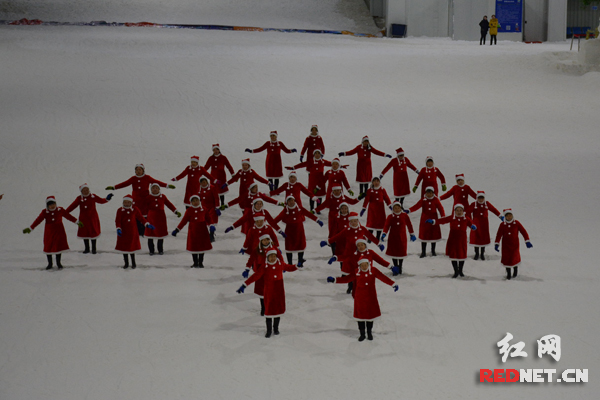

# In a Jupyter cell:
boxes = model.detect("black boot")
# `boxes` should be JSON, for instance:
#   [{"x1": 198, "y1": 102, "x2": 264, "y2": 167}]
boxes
[
  {"x1": 399, "y1": 197, "x2": 405, "y2": 208},
  {"x1": 136, "y1": 220, "x2": 145, "y2": 237},
  {"x1": 157, "y1": 239, "x2": 164, "y2": 255},
  {"x1": 392, "y1": 259, "x2": 399, "y2": 276},
  {"x1": 273, "y1": 179, "x2": 280, "y2": 191},
  {"x1": 513, "y1": 266, "x2": 518, "y2": 278},
  {"x1": 46, "y1": 255, "x2": 53, "y2": 270},
  {"x1": 220, "y1": 195, "x2": 225, "y2": 207},
  {"x1": 397, "y1": 259, "x2": 403, "y2": 275},
  {"x1": 309, "y1": 198, "x2": 315, "y2": 212},
  {"x1": 458, "y1": 261, "x2": 465, "y2": 277},
  {"x1": 83, "y1": 239, "x2": 90, "y2": 254},
  {"x1": 358, "y1": 321, "x2": 366, "y2": 342},
  {"x1": 366, "y1": 321, "x2": 374, "y2": 341},
  {"x1": 273, "y1": 317, "x2": 280, "y2": 335},
  {"x1": 197, "y1": 254, "x2": 205, "y2": 268},
  {"x1": 367, "y1": 230, "x2": 373, "y2": 244},
  {"x1": 123, "y1": 254, "x2": 129, "y2": 269},
  {"x1": 265, "y1": 318, "x2": 273, "y2": 338},
  {"x1": 480, "y1": 247, "x2": 485, "y2": 261},
  {"x1": 474, "y1": 247, "x2": 479, "y2": 260},
  {"x1": 91, "y1": 239, "x2": 97, "y2": 254},
  {"x1": 260, "y1": 298, "x2": 265, "y2": 316},
  {"x1": 191, "y1": 254, "x2": 199, "y2": 268},
  {"x1": 506, "y1": 268, "x2": 512, "y2": 280},
  {"x1": 130, "y1": 254, "x2": 137, "y2": 269},
  {"x1": 148, "y1": 239, "x2": 155, "y2": 255},
  {"x1": 431, "y1": 243, "x2": 437, "y2": 257},
  {"x1": 298, "y1": 252, "x2": 305, "y2": 265},
  {"x1": 56, "y1": 254, "x2": 63, "y2": 270},
  {"x1": 452, "y1": 261, "x2": 459, "y2": 278},
  {"x1": 346, "y1": 281, "x2": 353, "y2": 294},
  {"x1": 286, "y1": 253, "x2": 293, "y2": 265},
  {"x1": 331, "y1": 243, "x2": 336, "y2": 256},
  {"x1": 209, "y1": 230, "x2": 215, "y2": 243},
  {"x1": 420, "y1": 242, "x2": 427, "y2": 258}
]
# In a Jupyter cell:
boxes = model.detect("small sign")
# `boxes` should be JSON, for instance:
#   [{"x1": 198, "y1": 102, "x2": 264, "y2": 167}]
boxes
[{"x1": 592, "y1": 6, "x2": 598, "y2": 11}]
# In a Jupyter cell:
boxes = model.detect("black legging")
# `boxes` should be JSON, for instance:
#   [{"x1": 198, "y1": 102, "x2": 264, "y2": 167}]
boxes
[
  {"x1": 490, "y1": 35, "x2": 497, "y2": 45},
  {"x1": 368, "y1": 229, "x2": 382, "y2": 243},
  {"x1": 123, "y1": 254, "x2": 136, "y2": 269},
  {"x1": 46, "y1": 254, "x2": 63, "y2": 269},
  {"x1": 192, "y1": 253, "x2": 205, "y2": 268},
  {"x1": 359, "y1": 183, "x2": 369, "y2": 196},
  {"x1": 83, "y1": 239, "x2": 97, "y2": 254},
  {"x1": 268, "y1": 179, "x2": 280, "y2": 191},
  {"x1": 286, "y1": 252, "x2": 304, "y2": 265},
  {"x1": 480, "y1": 31, "x2": 487, "y2": 45}
]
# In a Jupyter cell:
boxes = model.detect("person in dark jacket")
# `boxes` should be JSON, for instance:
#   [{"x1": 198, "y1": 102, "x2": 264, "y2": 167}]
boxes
[{"x1": 479, "y1": 16, "x2": 489, "y2": 45}]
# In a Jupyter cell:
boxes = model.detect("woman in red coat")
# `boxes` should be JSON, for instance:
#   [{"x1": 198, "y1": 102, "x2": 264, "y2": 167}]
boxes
[
  {"x1": 299, "y1": 125, "x2": 325, "y2": 162},
  {"x1": 315, "y1": 186, "x2": 359, "y2": 241},
  {"x1": 145, "y1": 184, "x2": 181, "y2": 255},
  {"x1": 339, "y1": 136, "x2": 392, "y2": 196},
  {"x1": 413, "y1": 156, "x2": 447, "y2": 198},
  {"x1": 115, "y1": 195, "x2": 154, "y2": 269},
  {"x1": 224, "y1": 182, "x2": 280, "y2": 213},
  {"x1": 66, "y1": 183, "x2": 112, "y2": 254},
  {"x1": 204, "y1": 144, "x2": 235, "y2": 206},
  {"x1": 406, "y1": 187, "x2": 446, "y2": 258},
  {"x1": 106, "y1": 164, "x2": 175, "y2": 236},
  {"x1": 239, "y1": 216, "x2": 281, "y2": 255},
  {"x1": 171, "y1": 155, "x2": 218, "y2": 207},
  {"x1": 428, "y1": 204, "x2": 477, "y2": 278},
  {"x1": 288, "y1": 149, "x2": 331, "y2": 212},
  {"x1": 328, "y1": 258, "x2": 398, "y2": 341},
  {"x1": 323, "y1": 158, "x2": 352, "y2": 197},
  {"x1": 269, "y1": 170, "x2": 314, "y2": 209},
  {"x1": 226, "y1": 198, "x2": 281, "y2": 237},
  {"x1": 237, "y1": 249, "x2": 302, "y2": 338},
  {"x1": 23, "y1": 196, "x2": 81, "y2": 270},
  {"x1": 225, "y1": 159, "x2": 269, "y2": 199},
  {"x1": 379, "y1": 147, "x2": 419, "y2": 207},
  {"x1": 495, "y1": 209, "x2": 532, "y2": 280},
  {"x1": 274, "y1": 195, "x2": 323, "y2": 265},
  {"x1": 381, "y1": 201, "x2": 416, "y2": 275},
  {"x1": 466, "y1": 191, "x2": 502, "y2": 261},
  {"x1": 198, "y1": 177, "x2": 221, "y2": 242},
  {"x1": 172, "y1": 195, "x2": 214, "y2": 268},
  {"x1": 246, "y1": 131, "x2": 297, "y2": 191},
  {"x1": 440, "y1": 174, "x2": 477, "y2": 213},
  {"x1": 242, "y1": 237, "x2": 283, "y2": 316},
  {"x1": 360, "y1": 176, "x2": 391, "y2": 241}
]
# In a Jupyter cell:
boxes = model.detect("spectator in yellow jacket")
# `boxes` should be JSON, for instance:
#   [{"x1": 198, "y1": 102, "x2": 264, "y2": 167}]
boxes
[{"x1": 489, "y1": 15, "x2": 499, "y2": 45}]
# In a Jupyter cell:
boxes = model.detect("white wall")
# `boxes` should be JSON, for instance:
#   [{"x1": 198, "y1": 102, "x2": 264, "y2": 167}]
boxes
[{"x1": 547, "y1": 0, "x2": 567, "y2": 42}]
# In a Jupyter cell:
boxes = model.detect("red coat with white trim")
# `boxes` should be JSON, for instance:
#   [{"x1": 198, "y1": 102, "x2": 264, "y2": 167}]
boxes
[
  {"x1": 144, "y1": 193, "x2": 177, "y2": 238},
  {"x1": 328, "y1": 225, "x2": 380, "y2": 261},
  {"x1": 341, "y1": 144, "x2": 387, "y2": 184},
  {"x1": 292, "y1": 158, "x2": 332, "y2": 197},
  {"x1": 242, "y1": 224, "x2": 280, "y2": 252},
  {"x1": 381, "y1": 156, "x2": 418, "y2": 198},
  {"x1": 115, "y1": 206, "x2": 148, "y2": 253},
  {"x1": 30, "y1": 207, "x2": 78, "y2": 254},
  {"x1": 434, "y1": 215, "x2": 473, "y2": 260},
  {"x1": 228, "y1": 191, "x2": 278, "y2": 211},
  {"x1": 335, "y1": 264, "x2": 395, "y2": 321},
  {"x1": 227, "y1": 168, "x2": 269, "y2": 198},
  {"x1": 466, "y1": 200, "x2": 501, "y2": 246},
  {"x1": 173, "y1": 166, "x2": 217, "y2": 206},
  {"x1": 245, "y1": 244, "x2": 283, "y2": 297},
  {"x1": 342, "y1": 247, "x2": 390, "y2": 275},
  {"x1": 66, "y1": 194, "x2": 109, "y2": 239},
  {"x1": 233, "y1": 207, "x2": 280, "y2": 235},
  {"x1": 315, "y1": 193, "x2": 359, "y2": 237},
  {"x1": 270, "y1": 181, "x2": 312, "y2": 209},
  {"x1": 198, "y1": 183, "x2": 220, "y2": 226},
  {"x1": 204, "y1": 154, "x2": 235, "y2": 194},
  {"x1": 176, "y1": 206, "x2": 213, "y2": 253},
  {"x1": 495, "y1": 220, "x2": 530, "y2": 267},
  {"x1": 300, "y1": 134, "x2": 325, "y2": 160},
  {"x1": 408, "y1": 196, "x2": 446, "y2": 242},
  {"x1": 414, "y1": 167, "x2": 446, "y2": 197},
  {"x1": 440, "y1": 184, "x2": 477, "y2": 210},
  {"x1": 330, "y1": 213, "x2": 350, "y2": 253},
  {"x1": 324, "y1": 168, "x2": 350, "y2": 196},
  {"x1": 274, "y1": 205, "x2": 319, "y2": 252},
  {"x1": 244, "y1": 258, "x2": 298, "y2": 317},
  {"x1": 383, "y1": 212, "x2": 414, "y2": 259},
  {"x1": 362, "y1": 187, "x2": 391, "y2": 230},
  {"x1": 250, "y1": 140, "x2": 293, "y2": 178},
  {"x1": 114, "y1": 175, "x2": 168, "y2": 216}
]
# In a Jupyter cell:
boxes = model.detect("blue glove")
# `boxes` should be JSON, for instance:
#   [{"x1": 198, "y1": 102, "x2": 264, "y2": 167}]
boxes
[
  {"x1": 320, "y1": 240, "x2": 328, "y2": 247},
  {"x1": 379, "y1": 174, "x2": 384, "y2": 180},
  {"x1": 171, "y1": 229, "x2": 179, "y2": 236},
  {"x1": 244, "y1": 148, "x2": 252, "y2": 153},
  {"x1": 117, "y1": 228, "x2": 122, "y2": 237},
  {"x1": 327, "y1": 256, "x2": 337, "y2": 265},
  {"x1": 386, "y1": 154, "x2": 393, "y2": 158},
  {"x1": 410, "y1": 234, "x2": 416, "y2": 242},
  {"x1": 225, "y1": 226, "x2": 234, "y2": 233},
  {"x1": 221, "y1": 183, "x2": 228, "y2": 190},
  {"x1": 495, "y1": 244, "x2": 500, "y2": 252},
  {"x1": 391, "y1": 266, "x2": 400, "y2": 275},
  {"x1": 526, "y1": 242, "x2": 533, "y2": 249},
  {"x1": 291, "y1": 149, "x2": 297, "y2": 153},
  {"x1": 471, "y1": 225, "x2": 477, "y2": 230},
  {"x1": 299, "y1": 155, "x2": 304, "y2": 162},
  {"x1": 146, "y1": 224, "x2": 155, "y2": 230},
  {"x1": 209, "y1": 225, "x2": 216, "y2": 233},
  {"x1": 297, "y1": 261, "x2": 304, "y2": 268},
  {"x1": 338, "y1": 152, "x2": 344, "y2": 157},
  {"x1": 380, "y1": 233, "x2": 387, "y2": 242},
  {"x1": 379, "y1": 244, "x2": 385, "y2": 251},
  {"x1": 393, "y1": 284, "x2": 399, "y2": 292},
  {"x1": 403, "y1": 210, "x2": 410, "y2": 214},
  {"x1": 236, "y1": 285, "x2": 245, "y2": 294},
  {"x1": 317, "y1": 220, "x2": 324, "y2": 227},
  {"x1": 327, "y1": 276, "x2": 335, "y2": 283},
  {"x1": 360, "y1": 209, "x2": 366, "y2": 217},
  {"x1": 239, "y1": 249, "x2": 245, "y2": 255},
  {"x1": 279, "y1": 230, "x2": 287, "y2": 238},
  {"x1": 389, "y1": 205, "x2": 393, "y2": 211},
  {"x1": 500, "y1": 216, "x2": 505, "y2": 221},
  {"x1": 215, "y1": 208, "x2": 221, "y2": 217},
  {"x1": 425, "y1": 219, "x2": 434, "y2": 224},
  {"x1": 106, "y1": 193, "x2": 114, "y2": 201},
  {"x1": 242, "y1": 269, "x2": 249, "y2": 279}
]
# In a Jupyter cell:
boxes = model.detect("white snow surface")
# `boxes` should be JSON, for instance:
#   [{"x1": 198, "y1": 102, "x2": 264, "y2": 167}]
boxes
[{"x1": 1, "y1": 2, "x2": 600, "y2": 399}]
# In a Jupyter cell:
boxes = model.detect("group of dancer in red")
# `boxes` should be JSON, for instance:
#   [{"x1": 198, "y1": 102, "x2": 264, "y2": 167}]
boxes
[{"x1": 22, "y1": 125, "x2": 533, "y2": 340}]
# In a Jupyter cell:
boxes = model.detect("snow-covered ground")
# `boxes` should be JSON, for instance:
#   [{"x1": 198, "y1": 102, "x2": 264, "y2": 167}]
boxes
[{"x1": 1, "y1": 1, "x2": 600, "y2": 399}]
